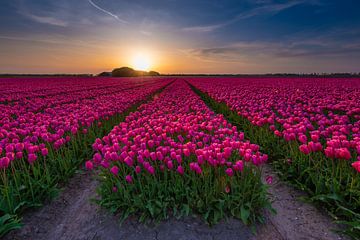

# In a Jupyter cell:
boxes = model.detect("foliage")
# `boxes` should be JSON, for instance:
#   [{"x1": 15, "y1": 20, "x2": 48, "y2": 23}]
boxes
[
  {"x1": 111, "y1": 67, "x2": 160, "y2": 77},
  {"x1": 0, "y1": 214, "x2": 22, "y2": 238}
]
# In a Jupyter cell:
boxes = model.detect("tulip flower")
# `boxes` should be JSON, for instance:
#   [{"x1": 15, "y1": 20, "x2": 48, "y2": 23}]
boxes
[
  {"x1": 266, "y1": 176, "x2": 273, "y2": 184},
  {"x1": 177, "y1": 165, "x2": 184, "y2": 175},
  {"x1": 41, "y1": 148, "x2": 49, "y2": 156},
  {"x1": 225, "y1": 168, "x2": 234, "y2": 177},
  {"x1": 28, "y1": 153, "x2": 37, "y2": 164},
  {"x1": 110, "y1": 166, "x2": 119, "y2": 176},
  {"x1": 299, "y1": 144, "x2": 311, "y2": 155},
  {"x1": 351, "y1": 161, "x2": 360, "y2": 172},
  {"x1": 85, "y1": 160, "x2": 94, "y2": 170},
  {"x1": 125, "y1": 175, "x2": 133, "y2": 184}
]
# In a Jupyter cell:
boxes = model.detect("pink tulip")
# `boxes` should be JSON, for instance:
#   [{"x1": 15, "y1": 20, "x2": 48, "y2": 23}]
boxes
[
  {"x1": 85, "y1": 161, "x2": 94, "y2": 170},
  {"x1": 299, "y1": 144, "x2": 310, "y2": 155},
  {"x1": 156, "y1": 151, "x2": 164, "y2": 161},
  {"x1": 335, "y1": 148, "x2": 351, "y2": 160},
  {"x1": 274, "y1": 130, "x2": 282, "y2": 137},
  {"x1": 233, "y1": 160, "x2": 244, "y2": 172},
  {"x1": 311, "y1": 134, "x2": 320, "y2": 142},
  {"x1": 177, "y1": 165, "x2": 184, "y2": 175},
  {"x1": 93, "y1": 153, "x2": 102, "y2": 163},
  {"x1": 298, "y1": 135, "x2": 307, "y2": 144},
  {"x1": 110, "y1": 166, "x2": 119, "y2": 175},
  {"x1": 225, "y1": 185, "x2": 231, "y2": 193},
  {"x1": 0, "y1": 157, "x2": 10, "y2": 169},
  {"x1": 225, "y1": 168, "x2": 234, "y2": 177},
  {"x1": 176, "y1": 155, "x2": 182, "y2": 164},
  {"x1": 28, "y1": 153, "x2": 37, "y2": 165},
  {"x1": 266, "y1": 175, "x2": 273, "y2": 184},
  {"x1": 147, "y1": 165, "x2": 155, "y2": 175},
  {"x1": 150, "y1": 152, "x2": 157, "y2": 161},
  {"x1": 183, "y1": 148, "x2": 190, "y2": 157},
  {"x1": 124, "y1": 156, "x2": 133, "y2": 167},
  {"x1": 351, "y1": 161, "x2": 360, "y2": 172},
  {"x1": 125, "y1": 175, "x2": 133, "y2": 184},
  {"x1": 41, "y1": 148, "x2": 49, "y2": 156},
  {"x1": 16, "y1": 152, "x2": 23, "y2": 159},
  {"x1": 166, "y1": 160, "x2": 174, "y2": 169},
  {"x1": 99, "y1": 159, "x2": 109, "y2": 168}
]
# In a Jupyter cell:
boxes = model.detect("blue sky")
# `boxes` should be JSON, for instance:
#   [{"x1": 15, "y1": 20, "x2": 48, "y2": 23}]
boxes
[{"x1": 0, "y1": 0, "x2": 359, "y2": 73}]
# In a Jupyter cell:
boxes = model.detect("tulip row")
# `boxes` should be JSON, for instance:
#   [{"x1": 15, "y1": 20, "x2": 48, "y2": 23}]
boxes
[
  {"x1": 187, "y1": 77, "x2": 360, "y2": 238},
  {"x1": 0, "y1": 77, "x2": 154, "y2": 103},
  {"x1": 0, "y1": 77, "x2": 172, "y2": 231},
  {"x1": 88, "y1": 80, "x2": 272, "y2": 225}
]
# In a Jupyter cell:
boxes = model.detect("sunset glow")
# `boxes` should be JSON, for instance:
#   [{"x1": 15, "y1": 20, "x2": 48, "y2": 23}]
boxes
[
  {"x1": 0, "y1": 1, "x2": 359, "y2": 74},
  {"x1": 131, "y1": 53, "x2": 151, "y2": 71}
]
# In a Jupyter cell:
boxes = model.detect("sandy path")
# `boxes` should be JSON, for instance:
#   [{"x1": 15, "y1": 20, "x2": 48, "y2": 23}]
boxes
[
  {"x1": 5, "y1": 165, "x2": 346, "y2": 240},
  {"x1": 257, "y1": 165, "x2": 346, "y2": 240}
]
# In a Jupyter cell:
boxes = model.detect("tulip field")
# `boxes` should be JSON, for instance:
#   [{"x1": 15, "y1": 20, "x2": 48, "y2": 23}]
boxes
[
  {"x1": 89, "y1": 80, "x2": 270, "y2": 226},
  {"x1": 1, "y1": 77, "x2": 360, "y2": 238},
  {"x1": 0, "y1": 77, "x2": 172, "y2": 236},
  {"x1": 188, "y1": 77, "x2": 360, "y2": 238}
]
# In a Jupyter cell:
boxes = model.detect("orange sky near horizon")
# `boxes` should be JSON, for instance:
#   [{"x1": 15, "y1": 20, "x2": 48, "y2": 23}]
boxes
[
  {"x1": 1, "y1": 37, "x2": 347, "y2": 75},
  {"x1": 0, "y1": 39, "x2": 251, "y2": 74}
]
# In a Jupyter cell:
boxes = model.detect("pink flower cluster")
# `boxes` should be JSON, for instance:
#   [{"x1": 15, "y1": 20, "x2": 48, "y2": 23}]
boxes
[
  {"x1": 188, "y1": 77, "x2": 360, "y2": 172},
  {"x1": 88, "y1": 80, "x2": 267, "y2": 182},
  {"x1": 0, "y1": 77, "x2": 171, "y2": 168}
]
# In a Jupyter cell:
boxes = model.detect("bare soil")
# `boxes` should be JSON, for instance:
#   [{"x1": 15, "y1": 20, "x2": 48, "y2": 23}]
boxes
[
  {"x1": 4, "y1": 165, "x2": 347, "y2": 240},
  {"x1": 257, "y1": 165, "x2": 347, "y2": 240}
]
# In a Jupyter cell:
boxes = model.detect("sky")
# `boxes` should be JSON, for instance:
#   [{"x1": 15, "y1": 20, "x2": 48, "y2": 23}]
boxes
[{"x1": 0, "y1": 0, "x2": 359, "y2": 74}]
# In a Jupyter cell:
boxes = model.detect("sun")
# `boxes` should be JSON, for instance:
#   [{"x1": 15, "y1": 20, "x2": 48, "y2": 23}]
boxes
[{"x1": 131, "y1": 53, "x2": 151, "y2": 71}]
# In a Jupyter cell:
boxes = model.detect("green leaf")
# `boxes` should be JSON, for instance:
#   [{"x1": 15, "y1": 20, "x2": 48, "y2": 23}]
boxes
[
  {"x1": 146, "y1": 202, "x2": 155, "y2": 217},
  {"x1": 311, "y1": 193, "x2": 342, "y2": 202},
  {"x1": 240, "y1": 205, "x2": 250, "y2": 225},
  {"x1": 335, "y1": 220, "x2": 360, "y2": 230},
  {"x1": 0, "y1": 214, "x2": 23, "y2": 237},
  {"x1": 182, "y1": 204, "x2": 190, "y2": 216}
]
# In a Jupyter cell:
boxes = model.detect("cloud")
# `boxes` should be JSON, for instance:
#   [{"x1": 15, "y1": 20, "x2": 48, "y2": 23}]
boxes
[
  {"x1": 182, "y1": 0, "x2": 315, "y2": 33},
  {"x1": 0, "y1": 35, "x2": 107, "y2": 49},
  {"x1": 23, "y1": 13, "x2": 68, "y2": 27},
  {"x1": 185, "y1": 42, "x2": 275, "y2": 62},
  {"x1": 185, "y1": 38, "x2": 360, "y2": 64},
  {"x1": 88, "y1": 0, "x2": 128, "y2": 24},
  {"x1": 182, "y1": 23, "x2": 227, "y2": 33},
  {"x1": 140, "y1": 30, "x2": 152, "y2": 36}
]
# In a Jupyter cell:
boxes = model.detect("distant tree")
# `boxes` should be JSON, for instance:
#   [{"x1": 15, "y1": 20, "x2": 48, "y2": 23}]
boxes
[
  {"x1": 98, "y1": 72, "x2": 111, "y2": 77},
  {"x1": 111, "y1": 67, "x2": 161, "y2": 77},
  {"x1": 112, "y1": 67, "x2": 138, "y2": 77},
  {"x1": 148, "y1": 71, "x2": 160, "y2": 76}
]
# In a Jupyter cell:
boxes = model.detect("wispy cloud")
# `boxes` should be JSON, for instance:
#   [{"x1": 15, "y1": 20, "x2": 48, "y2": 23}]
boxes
[
  {"x1": 182, "y1": 23, "x2": 226, "y2": 33},
  {"x1": 23, "y1": 13, "x2": 68, "y2": 27},
  {"x1": 182, "y1": 0, "x2": 315, "y2": 33},
  {"x1": 0, "y1": 35, "x2": 109, "y2": 49},
  {"x1": 185, "y1": 37, "x2": 360, "y2": 64},
  {"x1": 88, "y1": 0, "x2": 128, "y2": 24},
  {"x1": 184, "y1": 42, "x2": 274, "y2": 63}
]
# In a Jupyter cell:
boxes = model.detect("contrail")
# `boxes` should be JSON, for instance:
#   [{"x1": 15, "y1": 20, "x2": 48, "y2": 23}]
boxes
[{"x1": 88, "y1": 0, "x2": 128, "y2": 24}]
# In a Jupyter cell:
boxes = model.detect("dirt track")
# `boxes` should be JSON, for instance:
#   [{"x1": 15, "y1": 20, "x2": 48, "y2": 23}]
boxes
[{"x1": 4, "y1": 164, "x2": 347, "y2": 240}]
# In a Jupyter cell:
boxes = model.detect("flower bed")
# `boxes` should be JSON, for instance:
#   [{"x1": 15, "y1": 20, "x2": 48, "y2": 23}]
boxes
[
  {"x1": 0, "y1": 77, "x2": 172, "y2": 233},
  {"x1": 88, "y1": 80, "x2": 271, "y2": 225},
  {"x1": 188, "y1": 77, "x2": 360, "y2": 238}
]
